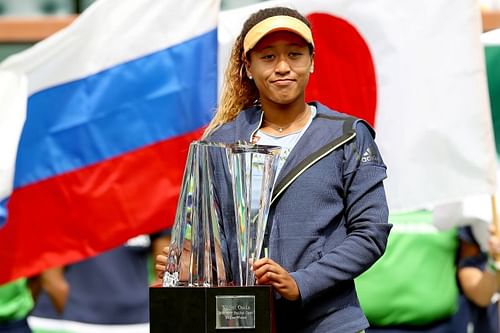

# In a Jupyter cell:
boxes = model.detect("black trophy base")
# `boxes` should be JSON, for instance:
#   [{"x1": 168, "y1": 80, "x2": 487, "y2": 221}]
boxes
[{"x1": 149, "y1": 285, "x2": 275, "y2": 333}]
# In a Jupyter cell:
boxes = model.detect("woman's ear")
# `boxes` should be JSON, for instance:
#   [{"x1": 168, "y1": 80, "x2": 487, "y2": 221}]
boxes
[
  {"x1": 310, "y1": 54, "x2": 315, "y2": 74},
  {"x1": 245, "y1": 62, "x2": 253, "y2": 80}
]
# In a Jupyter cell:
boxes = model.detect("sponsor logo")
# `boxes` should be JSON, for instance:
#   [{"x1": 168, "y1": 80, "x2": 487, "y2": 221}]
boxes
[{"x1": 361, "y1": 147, "x2": 378, "y2": 163}]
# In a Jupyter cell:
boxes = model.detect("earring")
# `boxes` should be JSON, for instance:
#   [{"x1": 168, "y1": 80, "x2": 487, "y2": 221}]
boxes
[{"x1": 248, "y1": 75, "x2": 253, "y2": 80}]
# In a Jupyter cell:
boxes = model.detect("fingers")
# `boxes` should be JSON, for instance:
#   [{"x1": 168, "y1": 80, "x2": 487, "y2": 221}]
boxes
[
  {"x1": 156, "y1": 253, "x2": 167, "y2": 264},
  {"x1": 489, "y1": 237, "x2": 500, "y2": 256},
  {"x1": 251, "y1": 259, "x2": 300, "y2": 300},
  {"x1": 255, "y1": 270, "x2": 277, "y2": 285},
  {"x1": 252, "y1": 257, "x2": 278, "y2": 274},
  {"x1": 253, "y1": 258, "x2": 281, "y2": 282},
  {"x1": 155, "y1": 254, "x2": 167, "y2": 279},
  {"x1": 155, "y1": 265, "x2": 165, "y2": 279}
]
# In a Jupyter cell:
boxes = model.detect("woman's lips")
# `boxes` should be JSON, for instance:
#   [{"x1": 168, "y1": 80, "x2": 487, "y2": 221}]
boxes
[{"x1": 271, "y1": 79, "x2": 295, "y2": 86}]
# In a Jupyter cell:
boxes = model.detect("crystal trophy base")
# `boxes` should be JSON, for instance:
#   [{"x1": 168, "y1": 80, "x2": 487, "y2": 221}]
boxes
[{"x1": 149, "y1": 285, "x2": 275, "y2": 332}]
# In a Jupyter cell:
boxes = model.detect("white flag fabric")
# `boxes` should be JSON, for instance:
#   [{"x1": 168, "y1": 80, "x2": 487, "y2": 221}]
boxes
[
  {"x1": 219, "y1": 0, "x2": 497, "y2": 212},
  {"x1": 431, "y1": 29, "x2": 500, "y2": 246}
]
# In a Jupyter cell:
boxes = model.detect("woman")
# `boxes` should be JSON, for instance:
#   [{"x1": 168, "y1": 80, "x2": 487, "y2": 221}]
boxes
[{"x1": 157, "y1": 6, "x2": 391, "y2": 333}]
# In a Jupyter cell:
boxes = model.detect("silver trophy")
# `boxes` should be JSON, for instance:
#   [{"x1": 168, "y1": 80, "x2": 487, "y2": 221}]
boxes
[
  {"x1": 163, "y1": 141, "x2": 281, "y2": 288},
  {"x1": 227, "y1": 143, "x2": 281, "y2": 286}
]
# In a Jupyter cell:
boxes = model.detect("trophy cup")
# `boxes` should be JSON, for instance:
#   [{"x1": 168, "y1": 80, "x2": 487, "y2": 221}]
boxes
[
  {"x1": 162, "y1": 141, "x2": 229, "y2": 288},
  {"x1": 150, "y1": 141, "x2": 281, "y2": 332},
  {"x1": 227, "y1": 143, "x2": 280, "y2": 287}
]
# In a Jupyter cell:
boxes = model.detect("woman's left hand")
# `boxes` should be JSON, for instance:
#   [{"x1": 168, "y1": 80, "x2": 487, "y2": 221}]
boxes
[{"x1": 252, "y1": 258, "x2": 300, "y2": 301}]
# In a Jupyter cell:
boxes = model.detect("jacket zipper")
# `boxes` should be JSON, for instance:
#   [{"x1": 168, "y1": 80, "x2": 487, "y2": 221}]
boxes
[{"x1": 270, "y1": 132, "x2": 357, "y2": 206}]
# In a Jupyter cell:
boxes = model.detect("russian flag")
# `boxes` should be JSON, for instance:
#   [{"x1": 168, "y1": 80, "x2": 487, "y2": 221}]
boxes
[{"x1": 0, "y1": 0, "x2": 220, "y2": 284}]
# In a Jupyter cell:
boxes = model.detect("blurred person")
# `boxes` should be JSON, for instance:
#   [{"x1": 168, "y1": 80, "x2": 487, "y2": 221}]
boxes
[
  {"x1": 436, "y1": 197, "x2": 500, "y2": 332},
  {"x1": 0, "y1": 279, "x2": 34, "y2": 333},
  {"x1": 0, "y1": 271, "x2": 68, "y2": 333},
  {"x1": 457, "y1": 224, "x2": 500, "y2": 333},
  {"x1": 29, "y1": 233, "x2": 169, "y2": 333},
  {"x1": 157, "y1": 6, "x2": 391, "y2": 333},
  {"x1": 356, "y1": 210, "x2": 468, "y2": 333},
  {"x1": 357, "y1": 205, "x2": 500, "y2": 333}
]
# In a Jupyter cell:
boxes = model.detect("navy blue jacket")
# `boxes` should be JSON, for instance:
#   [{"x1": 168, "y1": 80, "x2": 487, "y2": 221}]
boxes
[{"x1": 208, "y1": 102, "x2": 392, "y2": 333}]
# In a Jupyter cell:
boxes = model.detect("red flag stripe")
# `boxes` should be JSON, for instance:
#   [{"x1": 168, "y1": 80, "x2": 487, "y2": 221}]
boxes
[
  {"x1": 306, "y1": 13, "x2": 377, "y2": 126},
  {"x1": 0, "y1": 129, "x2": 203, "y2": 284}
]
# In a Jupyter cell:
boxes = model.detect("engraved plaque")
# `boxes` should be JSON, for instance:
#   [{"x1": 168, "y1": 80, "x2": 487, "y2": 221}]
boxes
[{"x1": 215, "y1": 295, "x2": 256, "y2": 329}]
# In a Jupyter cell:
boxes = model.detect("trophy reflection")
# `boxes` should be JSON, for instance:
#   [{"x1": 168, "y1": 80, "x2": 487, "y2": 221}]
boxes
[{"x1": 163, "y1": 141, "x2": 281, "y2": 287}]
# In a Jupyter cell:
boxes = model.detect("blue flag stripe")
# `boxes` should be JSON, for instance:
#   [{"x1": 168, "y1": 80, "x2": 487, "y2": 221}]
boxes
[
  {"x1": 0, "y1": 198, "x2": 7, "y2": 228},
  {"x1": 14, "y1": 29, "x2": 217, "y2": 189}
]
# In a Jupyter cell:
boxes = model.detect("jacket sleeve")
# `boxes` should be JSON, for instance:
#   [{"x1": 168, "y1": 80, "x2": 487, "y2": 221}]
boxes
[{"x1": 290, "y1": 121, "x2": 392, "y2": 306}]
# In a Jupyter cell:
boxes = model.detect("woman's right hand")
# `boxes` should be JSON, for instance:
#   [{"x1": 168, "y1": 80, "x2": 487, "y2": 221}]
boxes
[
  {"x1": 155, "y1": 241, "x2": 191, "y2": 285},
  {"x1": 155, "y1": 246, "x2": 169, "y2": 281}
]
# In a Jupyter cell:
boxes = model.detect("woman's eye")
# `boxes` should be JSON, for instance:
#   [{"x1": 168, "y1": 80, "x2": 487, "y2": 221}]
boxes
[
  {"x1": 261, "y1": 54, "x2": 275, "y2": 60},
  {"x1": 289, "y1": 52, "x2": 303, "y2": 58}
]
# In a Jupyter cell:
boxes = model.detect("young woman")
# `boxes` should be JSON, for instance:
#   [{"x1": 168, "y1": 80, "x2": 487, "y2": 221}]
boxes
[{"x1": 157, "y1": 6, "x2": 391, "y2": 333}]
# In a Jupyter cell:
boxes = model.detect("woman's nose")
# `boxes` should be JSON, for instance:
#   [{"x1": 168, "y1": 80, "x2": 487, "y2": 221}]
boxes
[{"x1": 275, "y1": 57, "x2": 291, "y2": 74}]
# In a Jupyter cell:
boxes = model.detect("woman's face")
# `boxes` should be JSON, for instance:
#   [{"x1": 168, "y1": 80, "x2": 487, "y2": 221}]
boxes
[{"x1": 246, "y1": 30, "x2": 313, "y2": 107}]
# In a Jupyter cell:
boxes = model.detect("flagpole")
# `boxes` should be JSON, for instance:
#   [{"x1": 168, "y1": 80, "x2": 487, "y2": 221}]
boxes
[
  {"x1": 492, "y1": 195, "x2": 499, "y2": 239},
  {"x1": 489, "y1": 194, "x2": 500, "y2": 333},
  {"x1": 491, "y1": 195, "x2": 500, "y2": 263}
]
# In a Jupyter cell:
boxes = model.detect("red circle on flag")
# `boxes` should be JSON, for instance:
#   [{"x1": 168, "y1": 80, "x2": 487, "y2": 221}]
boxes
[{"x1": 306, "y1": 13, "x2": 377, "y2": 126}]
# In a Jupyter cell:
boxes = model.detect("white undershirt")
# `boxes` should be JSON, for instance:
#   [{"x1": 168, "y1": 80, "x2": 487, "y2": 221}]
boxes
[
  {"x1": 247, "y1": 106, "x2": 317, "y2": 253},
  {"x1": 253, "y1": 105, "x2": 317, "y2": 178}
]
